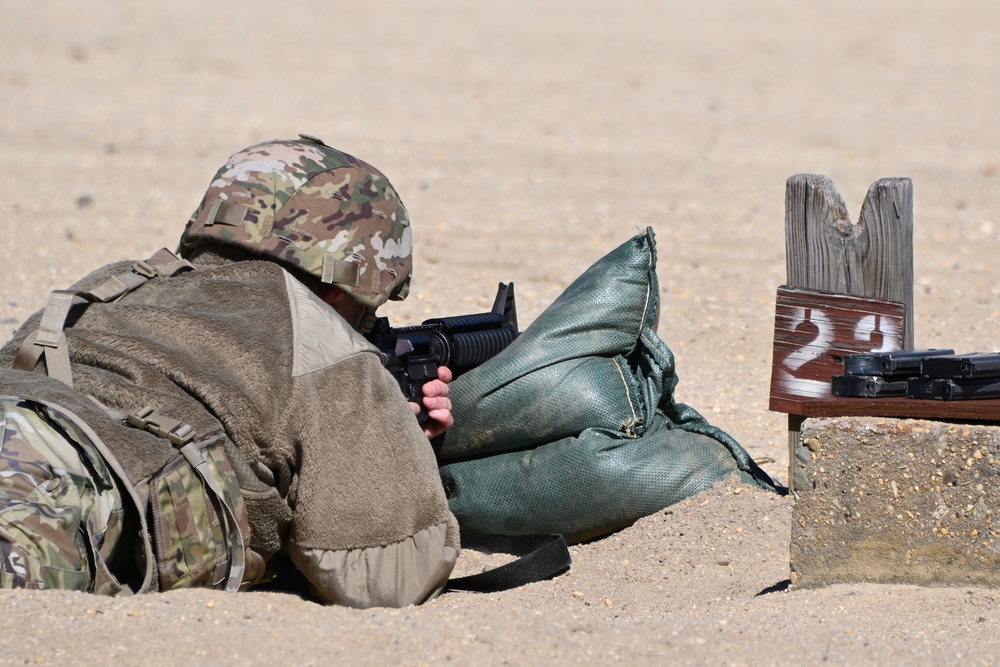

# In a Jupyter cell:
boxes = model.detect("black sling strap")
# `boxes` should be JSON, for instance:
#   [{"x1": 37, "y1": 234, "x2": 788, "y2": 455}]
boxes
[{"x1": 446, "y1": 532, "x2": 571, "y2": 593}]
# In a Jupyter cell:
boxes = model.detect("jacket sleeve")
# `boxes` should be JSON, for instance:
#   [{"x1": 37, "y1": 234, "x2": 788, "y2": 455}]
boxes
[
  {"x1": 283, "y1": 346, "x2": 460, "y2": 608},
  {"x1": 275, "y1": 271, "x2": 459, "y2": 607}
]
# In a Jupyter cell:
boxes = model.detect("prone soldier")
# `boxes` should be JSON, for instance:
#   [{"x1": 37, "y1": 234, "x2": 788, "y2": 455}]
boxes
[{"x1": 0, "y1": 136, "x2": 460, "y2": 607}]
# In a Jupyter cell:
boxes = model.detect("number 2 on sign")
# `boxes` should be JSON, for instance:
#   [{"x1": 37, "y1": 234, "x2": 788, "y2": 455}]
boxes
[{"x1": 777, "y1": 307, "x2": 901, "y2": 398}]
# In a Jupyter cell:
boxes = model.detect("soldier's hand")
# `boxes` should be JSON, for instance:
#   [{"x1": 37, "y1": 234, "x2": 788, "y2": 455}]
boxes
[{"x1": 413, "y1": 366, "x2": 453, "y2": 439}]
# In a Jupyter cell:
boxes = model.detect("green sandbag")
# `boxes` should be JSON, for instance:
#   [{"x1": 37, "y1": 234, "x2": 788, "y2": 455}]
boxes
[
  {"x1": 436, "y1": 335, "x2": 671, "y2": 459},
  {"x1": 439, "y1": 411, "x2": 768, "y2": 545},
  {"x1": 435, "y1": 228, "x2": 663, "y2": 460},
  {"x1": 435, "y1": 227, "x2": 781, "y2": 542}
]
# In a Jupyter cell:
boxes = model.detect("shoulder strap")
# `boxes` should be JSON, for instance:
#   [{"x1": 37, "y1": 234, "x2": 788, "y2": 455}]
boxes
[
  {"x1": 125, "y1": 406, "x2": 246, "y2": 592},
  {"x1": 11, "y1": 249, "x2": 194, "y2": 388},
  {"x1": 445, "y1": 532, "x2": 571, "y2": 593}
]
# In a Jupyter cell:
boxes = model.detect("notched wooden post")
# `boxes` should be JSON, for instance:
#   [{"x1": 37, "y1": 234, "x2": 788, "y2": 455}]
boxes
[
  {"x1": 784, "y1": 174, "x2": 914, "y2": 348},
  {"x1": 773, "y1": 174, "x2": 914, "y2": 491}
]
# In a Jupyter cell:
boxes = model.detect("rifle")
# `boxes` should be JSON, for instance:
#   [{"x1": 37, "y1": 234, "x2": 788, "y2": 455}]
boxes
[{"x1": 367, "y1": 283, "x2": 519, "y2": 424}]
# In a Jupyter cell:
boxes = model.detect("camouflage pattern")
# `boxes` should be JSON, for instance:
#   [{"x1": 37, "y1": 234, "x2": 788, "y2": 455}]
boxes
[
  {"x1": 149, "y1": 439, "x2": 265, "y2": 591},
  {"x1": 179, "y1": 136, "x2": 412, "y2": 309},
  {"x1": 0, "y1": 398, "x2": 125, "y2": 594},
  {"x1": 0, "y1": 396, "x2": 266, "y2": 595}
]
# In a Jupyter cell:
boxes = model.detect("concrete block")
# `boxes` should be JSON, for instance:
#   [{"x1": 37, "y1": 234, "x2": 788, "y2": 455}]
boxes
[{"x1": 790, "y1": 416, "x2": 1000, "y2": 588}]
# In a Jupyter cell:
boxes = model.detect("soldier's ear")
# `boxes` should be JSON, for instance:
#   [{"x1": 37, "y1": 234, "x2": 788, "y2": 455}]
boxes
[{"x1": 322, "y1": 287, "x2": 370, "y2": 332}]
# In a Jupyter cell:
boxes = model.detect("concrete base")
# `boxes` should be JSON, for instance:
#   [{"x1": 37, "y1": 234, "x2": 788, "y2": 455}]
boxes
[{"x1": 790, "y1": 416, "x2": 1000, "y2": 589}]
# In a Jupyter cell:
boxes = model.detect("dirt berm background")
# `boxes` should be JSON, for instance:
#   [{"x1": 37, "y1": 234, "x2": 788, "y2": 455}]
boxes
[{"x1": 2, "y1": 1, "x2": 1000, "y2": 664}]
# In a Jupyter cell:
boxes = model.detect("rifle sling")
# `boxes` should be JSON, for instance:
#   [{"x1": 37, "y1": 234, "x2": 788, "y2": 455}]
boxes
[{"x1": 446, "y1": 532, "x2": 571, "y2": 593}]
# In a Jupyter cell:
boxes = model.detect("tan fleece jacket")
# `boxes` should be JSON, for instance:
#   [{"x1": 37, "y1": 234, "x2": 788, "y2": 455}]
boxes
[{"x1": 0, "y1": 258, "x2": 459, "y2": 608}]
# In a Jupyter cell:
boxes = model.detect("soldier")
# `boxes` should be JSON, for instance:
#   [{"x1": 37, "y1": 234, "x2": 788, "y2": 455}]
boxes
[{"x1": 0, "y1": 136, "x2": 460, "y2": 607}]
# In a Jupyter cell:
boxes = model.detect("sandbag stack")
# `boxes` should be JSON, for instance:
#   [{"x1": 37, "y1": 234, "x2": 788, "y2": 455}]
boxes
[{"x1": 435, "y1": 228, "x2": 780, "y2": 545}]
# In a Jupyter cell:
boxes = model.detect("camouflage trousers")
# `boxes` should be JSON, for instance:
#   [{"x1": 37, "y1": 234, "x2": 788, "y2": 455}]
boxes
[{"x1": 0, "y1": 397, "x2": 126, "y2": 594}]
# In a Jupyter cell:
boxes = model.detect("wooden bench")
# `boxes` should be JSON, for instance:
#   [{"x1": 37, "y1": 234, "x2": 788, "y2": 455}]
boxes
[
  {"x1": 768, "y1": 175, "x2": 1000, "y2": 588},
  {"x1": 770, "y1": 175, "x2": 1000, "y2": 482}
]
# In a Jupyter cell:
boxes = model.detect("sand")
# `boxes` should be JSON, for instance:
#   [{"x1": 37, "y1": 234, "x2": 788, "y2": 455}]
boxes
[{"x1": 2, "y1": 0, "x2": 1000, "y2": 664}]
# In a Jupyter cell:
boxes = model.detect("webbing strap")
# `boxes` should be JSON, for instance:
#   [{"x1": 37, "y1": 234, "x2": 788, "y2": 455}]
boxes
[
  {"x1": 176, "y1": 441, "x2": 247, "y2": 591},
  {"x1": 83, "y1": 273, "x2": 143, "y2": 303},
  {"x1": 12, "y1": 291, "x2": 78, "y2": 386},
  {"x1": 204, "y1": 200, "x2": 249, "y2": 228},
  {"x1": 446, "y1": 533, "x2": 571, "y2": 593},
  {"x1": 321, "y1": 255, "x2": 361, "y2": 286},
  {"x1": 213, "y1": 201, "x2": 249, "y2": 226},
  {"x1": 10, "y1": 249, "x2": 194, "y2": 388},
  {"x1": 126, "y1": 406, "x2": 246, "y2": 591},
  {"x1": 84, "y1": 248, "x2": 193, "y2": 302}
]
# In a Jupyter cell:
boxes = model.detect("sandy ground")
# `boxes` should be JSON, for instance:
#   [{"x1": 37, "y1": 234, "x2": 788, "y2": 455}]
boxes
[{"x1": 2, "y1": 0, "x2": 1000, "y2": 664}]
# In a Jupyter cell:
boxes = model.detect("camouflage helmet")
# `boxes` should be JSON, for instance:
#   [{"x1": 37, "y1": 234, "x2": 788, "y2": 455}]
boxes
[{"x1": 179, "y1": 135, "x2": 411, "y2": 308}]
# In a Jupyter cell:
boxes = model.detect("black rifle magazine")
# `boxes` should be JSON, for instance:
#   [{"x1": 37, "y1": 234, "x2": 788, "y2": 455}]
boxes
[
  {"x1": 832, "y1": 374, "x2": 909, "y2": 398},
  {"x1": 921, "y1": 353, "x2": 1000, "y2": 380},
  {"x1": 907, "y1": 376, "x2": 1000, "y2": 401},
  {"x1": 842, "y1": 349, "x2": 955, "y2": 377}
]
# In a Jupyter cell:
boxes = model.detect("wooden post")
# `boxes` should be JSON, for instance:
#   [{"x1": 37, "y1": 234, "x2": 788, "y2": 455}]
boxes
[
  {"x1": 779, "y1": 174, "x2": 914, "y2": 491},
  {"x1": 784, "y1": 174, "x2": 914, "y2": 347}
]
